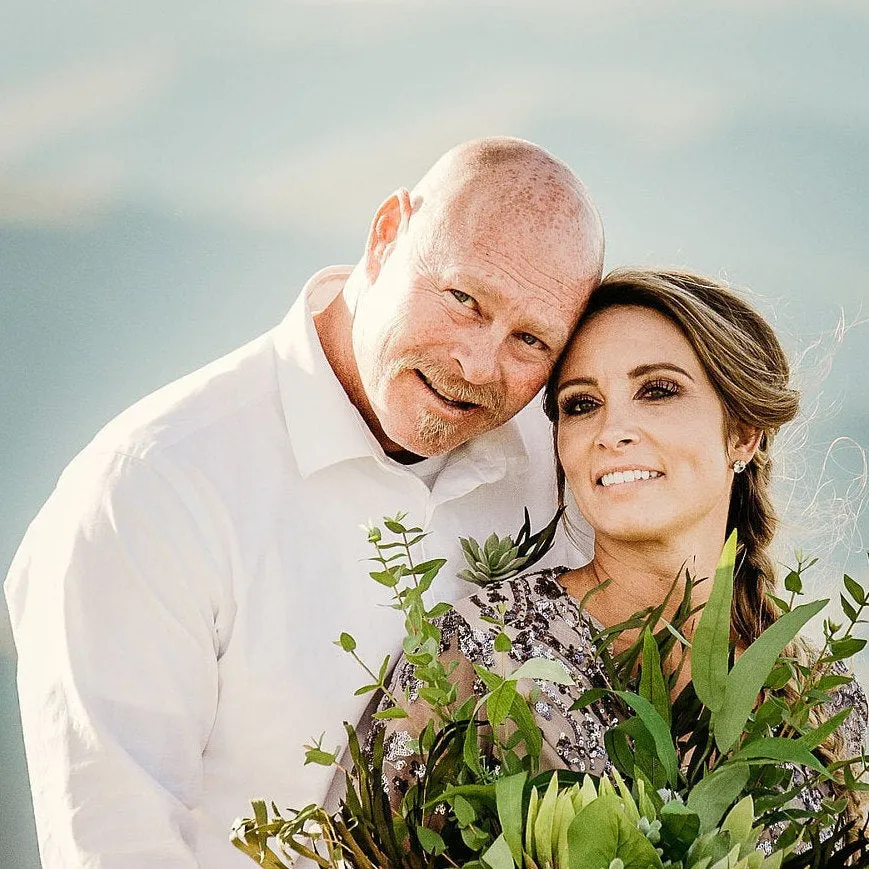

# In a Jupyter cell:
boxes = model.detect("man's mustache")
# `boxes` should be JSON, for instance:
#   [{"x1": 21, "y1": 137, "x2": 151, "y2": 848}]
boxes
[{"x1": 390, "y1": 356, "x2": 506, "y2": 413}]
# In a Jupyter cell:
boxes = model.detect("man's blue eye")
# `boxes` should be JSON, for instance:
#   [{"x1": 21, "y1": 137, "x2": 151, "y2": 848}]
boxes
[{"x1": 519, "y1": 333, "x2": 541, "y2": 347}]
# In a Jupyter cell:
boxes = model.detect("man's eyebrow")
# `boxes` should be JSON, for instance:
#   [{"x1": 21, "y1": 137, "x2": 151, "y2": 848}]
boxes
[{"x1": 557, "y1": 363, "x2": 694, "y2": 393}]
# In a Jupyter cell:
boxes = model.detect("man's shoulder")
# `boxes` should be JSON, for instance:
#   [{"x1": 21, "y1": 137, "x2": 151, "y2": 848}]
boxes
[{"x1": 87, "y1": 331, "x2": 281, "y2": 466}]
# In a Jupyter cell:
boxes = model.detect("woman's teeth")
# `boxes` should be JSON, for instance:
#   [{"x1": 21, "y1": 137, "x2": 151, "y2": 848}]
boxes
[{"x1": 599, "y1": 469, "x2": 661, "y2": 487}]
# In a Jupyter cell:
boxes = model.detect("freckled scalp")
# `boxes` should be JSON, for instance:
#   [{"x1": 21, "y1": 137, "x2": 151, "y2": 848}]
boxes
[{"x1": 409, "y1": 137, "x2": 605, "y2": 291}]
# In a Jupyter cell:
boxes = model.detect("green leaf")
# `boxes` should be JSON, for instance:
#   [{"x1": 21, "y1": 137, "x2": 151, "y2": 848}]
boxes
[
  {"x1": 510, "y1": 657, "x2": 574, "y2": 685},
  {"x1": 568, "y1": 688, "x2": 608, "y2": 712},
  {"x1": 494, "y1": 632, "x2": 512, "y2": 653},
  {"x1": 336, "y1": 632, "x2": 356, "y2": 652},
  {"x1": 510, "y1": 693, "x2": 542, "y2": 760},
  {"x1": 565, "y1": 794, "x2": 664, "y2": 869},
  {"x1": 427, "y1": 602, "x2": 452, "y2": 619},
  {"x1": 796, "y1": 707, "x2": 851, "y2": 751},
  {"x1": 415, "y1": 825, "x2": 445, "y2": 855},
  {"x1": 784, "y1": 570, "x2": 802, "y2": 594},
  {"x1": 384, "y1": 518, "x2": 408, "y2": 535},
  {"x1": 614, "y1": 690, "x2": 679, "y2": 785},
  {"x1": 487, "y1": 680, "x2": 518, "y2": 728},
  {"x1": 686, "y1": 763, "x2": 750, "y2": 832},
  {"x1": 533, "y1": 773, "x2": 560, "y2": 869},
  {"x1": 372, "y1": 706, "x2": 408, "y2": 721},
  {"x1": 720, "y1": 794, "x2": 754, "y2": 844},
  {"x1": 462, "y1": 825, "x2": 492, "y2": 851},
  {"x1": 841, "y1": 594, "x2": 859, "y2": 622},
  {"x1": 303, "y1": 748, "x2": 338, "y2": 766},
  {"x1": 763, "y1": 663, "x2": 792, "y2": 691},
  {"x1": 639, "y1": 628, "x2": 671, "y2": 726},
  {"x1": 377, "y1": 654, "x2": 391, "y2": 683},
  {"x1": 482, "y1": 833, "x2": 514, "y2": 869},
  {"x1": 412, "y1": 558, "x2": 447, "y2": 575},
  {"x1": 659, "y1": 802, "x2": 700, "y2": 859},
  {"x1": 845, "y1": 574, "x2": 866, "y2": 606},
  {"x1": 369, "y1": 569, "x2": 398, "y2": 588},
  {"x1": 729, "y1": 737, "x2": 831, "y2": 777},
  {"x1": 767, "y1": 594, "x2": 791, "y2": 614},
  {"x1": 825, "y1": 637, "x2": 867, "y2": 660},
  {"x1": 714, "y1": 598, "x2": 827, "y2": 752},
  {"x1": 451, "y1": 794, "x2": 477, "y2": 827},
  {"x1": 692, "y1": 530, "x2": 737, "y2": 713},
  {"x1": 353, "y1": 683, "x2": 379, "y2": 696},
  {"x1": 495, "y1": 772, "x2": 527, "y2": 867},
  {"x1": 464, "y1": 719, "x2": 484, "y2": 776}
]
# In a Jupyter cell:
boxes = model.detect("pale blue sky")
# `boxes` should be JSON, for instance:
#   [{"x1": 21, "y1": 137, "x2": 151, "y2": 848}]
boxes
[{"x1": 2, "y1": 3, "x2": 868, "y2": 865}]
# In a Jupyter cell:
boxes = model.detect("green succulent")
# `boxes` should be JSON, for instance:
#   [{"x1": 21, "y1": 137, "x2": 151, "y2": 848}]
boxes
[{"x1": 458, "y1": 508, "x2": 564, "y2": 586}]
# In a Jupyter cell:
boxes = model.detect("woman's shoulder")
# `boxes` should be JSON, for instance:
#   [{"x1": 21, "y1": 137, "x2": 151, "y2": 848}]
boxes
[{"x1": 447, "y1": 567, "x2": 600, "y2": 651}]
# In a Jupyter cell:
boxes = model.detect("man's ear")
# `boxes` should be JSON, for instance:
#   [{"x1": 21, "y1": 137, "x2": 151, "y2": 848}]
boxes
[
  {"x1": 363, "y1": 187, "x2": 413, "y2": 285},
  {"x1": 729, "y1": 422, "x2": 763, "y2": 465}
]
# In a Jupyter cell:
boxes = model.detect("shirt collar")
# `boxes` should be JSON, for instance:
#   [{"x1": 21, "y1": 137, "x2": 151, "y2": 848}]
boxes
[{"x1": 271, "y1": 265, "x2": 531, "y2": 482}]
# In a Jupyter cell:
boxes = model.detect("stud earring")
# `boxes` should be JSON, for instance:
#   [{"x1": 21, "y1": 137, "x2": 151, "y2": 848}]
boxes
[{"x1": 732, "y1": 459, "x2": 747, "y2": 474}]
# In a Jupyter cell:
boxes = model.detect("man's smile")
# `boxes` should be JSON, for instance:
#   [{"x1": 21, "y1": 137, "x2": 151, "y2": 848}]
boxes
[{"x1": 416, "y1": 370, "x2": 480, "y2": 411}]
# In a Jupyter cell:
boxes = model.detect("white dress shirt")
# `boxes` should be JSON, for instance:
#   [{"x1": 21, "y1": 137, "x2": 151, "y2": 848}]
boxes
[{"x1": 5, "y1": 266, "x2": 589, "y2": 869}]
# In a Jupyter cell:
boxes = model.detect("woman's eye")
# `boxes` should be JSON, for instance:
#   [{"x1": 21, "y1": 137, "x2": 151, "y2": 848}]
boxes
[
  {"x1": 639, "y1": 379, "x2": 679, "y2": 400},
  {"x1": 450, "y1": 289, "x2": 476, "y2": 308},
  {"x1": 559, "y1": 394, "x2": 600, "y2": 417}
]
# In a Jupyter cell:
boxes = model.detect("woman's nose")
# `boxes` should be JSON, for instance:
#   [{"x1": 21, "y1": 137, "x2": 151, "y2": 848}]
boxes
[{"x1": 595, "y1": 405, "x2": 639, "y2": 450}]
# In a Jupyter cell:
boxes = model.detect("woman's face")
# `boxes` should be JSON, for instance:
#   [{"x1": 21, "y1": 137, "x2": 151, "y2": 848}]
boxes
[{"x1": 555, "y1": 304, "x2": 743, "y2": 547}]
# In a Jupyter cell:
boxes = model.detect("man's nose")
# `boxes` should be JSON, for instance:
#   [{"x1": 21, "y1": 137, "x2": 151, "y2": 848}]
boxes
[{"x1": 451, "y1": 331, "x2": 500, "y2": 385}]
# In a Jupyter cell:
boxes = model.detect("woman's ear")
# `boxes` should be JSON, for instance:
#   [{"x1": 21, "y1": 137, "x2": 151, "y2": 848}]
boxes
[
  {"x1": 729, "y1": 422, "x2": 763, "y2": 466},
  {"x1": 362, "y1": 187, "x2": 413, "y2": 285}
]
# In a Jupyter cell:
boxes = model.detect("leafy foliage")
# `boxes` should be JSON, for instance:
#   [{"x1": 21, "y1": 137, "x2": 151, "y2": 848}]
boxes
[{"x1": 232, "y1": 517, "x2": 869, "y2": 869}]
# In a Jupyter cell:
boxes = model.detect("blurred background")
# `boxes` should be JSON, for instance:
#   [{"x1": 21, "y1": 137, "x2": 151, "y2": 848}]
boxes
[{"x1": 2, "y1": 2, "x2": 868, "y2": 865}]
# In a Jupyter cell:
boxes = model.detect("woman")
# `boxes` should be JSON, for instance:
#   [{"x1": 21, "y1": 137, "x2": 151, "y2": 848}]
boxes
[{"x1": 380, "y1": 268, "x2": 867, "y2": 825}]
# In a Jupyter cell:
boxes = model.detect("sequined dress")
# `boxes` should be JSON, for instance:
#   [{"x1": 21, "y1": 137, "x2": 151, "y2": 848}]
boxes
[{"x1": 379, "y1": 567, "x2": 868, "y2": 825}]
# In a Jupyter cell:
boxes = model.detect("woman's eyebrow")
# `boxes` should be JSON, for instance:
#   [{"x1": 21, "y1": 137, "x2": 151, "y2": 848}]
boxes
[{"x1": 628, "y1": 362, "x2": 694, "y2": 380}]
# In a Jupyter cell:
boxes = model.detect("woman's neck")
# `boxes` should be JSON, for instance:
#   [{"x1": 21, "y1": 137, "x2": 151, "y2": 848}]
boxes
[{"x1": 564, "y1": 528, "x2": 728, "y2": 636}]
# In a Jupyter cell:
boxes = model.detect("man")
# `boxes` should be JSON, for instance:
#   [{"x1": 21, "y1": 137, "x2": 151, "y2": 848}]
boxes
[{"x1": 6, "y1": 137, "x2": 604, "y2": 868}]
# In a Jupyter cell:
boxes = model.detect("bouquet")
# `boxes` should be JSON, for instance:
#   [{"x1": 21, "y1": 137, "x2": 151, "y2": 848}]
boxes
[{"x1": 232, "y1": 512, "x2": 869, "y2": 869}]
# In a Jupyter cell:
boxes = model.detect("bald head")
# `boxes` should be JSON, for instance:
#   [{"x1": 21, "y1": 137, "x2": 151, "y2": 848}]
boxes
[{"x1": 409, "y1": 137, "x2": 604, "y2": 294}]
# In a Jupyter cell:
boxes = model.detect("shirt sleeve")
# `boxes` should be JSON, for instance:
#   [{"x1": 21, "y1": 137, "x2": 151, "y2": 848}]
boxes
[{"x1": 5, "y1": 449, "x2": 227, "y2": 869}]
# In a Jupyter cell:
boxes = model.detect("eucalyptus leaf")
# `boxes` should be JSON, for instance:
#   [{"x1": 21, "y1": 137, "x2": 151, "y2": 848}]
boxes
[
  {"x1": 714, "y1": 599, "x2": 827, "y2": 752},
  {"x1": 796, "y1": 707, "x2": 851, "y2": 751},
  {"x1": 614, "y1": 690, "x2": 679, "y2": 785},
  {"x1": 482, "y1": 833, "x2": 514, "y2": 869},
  {"x1": 415, "y1": 825, "x2": 445, "y2": 855},
  {"x1": 495, "y1": 772, "x2": 527, "y2": 867},
  {"x1": 494, "y1": 631, "x2": 512, "y2": 653},
  {"x1": 692, "y1": 530, "x2": 737, "y2": 713},
  {"x1": 640, "y1": 628, "x2": 671, "y2": 726},
  {"x1": 511, "y1": 657, "x2": 575, "y2": 686},
  {"x1": 686, "y1": 763, "x2": 750, "y2": 832},
  {"x1": 487, "y1": 680, "x2": 518, "y2": 728},
  {"x1": 565, "y1": 794, "x2": 665, "y2": 869},
  {"x1": 728, "y1": 737, "x2": 831, "y2": 778},
  {"x1": 371, "y1": 706, "x2": 408, "y2": 721},
  {"x1": 844, "y1": 574, "x2": 866, "y2": 606},
  {"x1": 533, "y1": 772, "x2": 560, "y2": 869}
]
